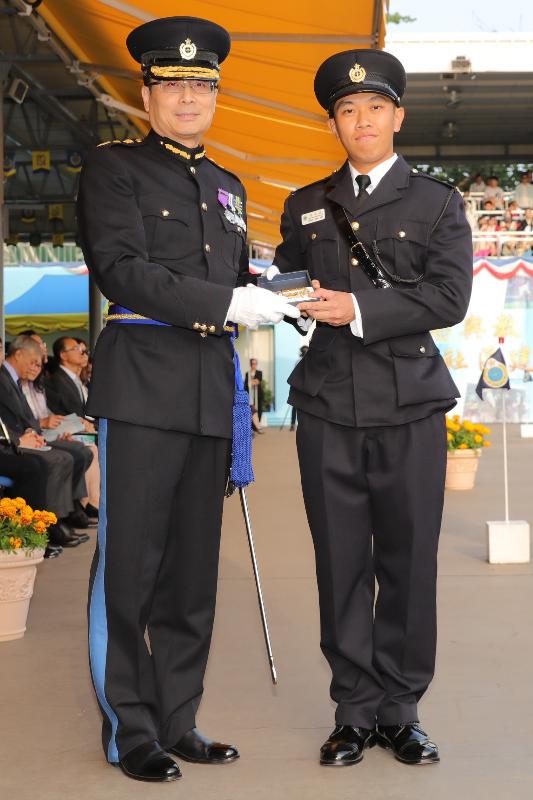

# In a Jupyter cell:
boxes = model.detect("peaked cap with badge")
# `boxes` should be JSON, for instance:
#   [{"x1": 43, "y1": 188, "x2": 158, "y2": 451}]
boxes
[
  {"x1": 78, "y1": 15, "x2": 251, "y2": 775},
  {"x1": 126, "y1": 15, "x2": 231, "y2": 84},
  {"x1": 314, "y1": 48, "x2": 406, "y2": 114}
]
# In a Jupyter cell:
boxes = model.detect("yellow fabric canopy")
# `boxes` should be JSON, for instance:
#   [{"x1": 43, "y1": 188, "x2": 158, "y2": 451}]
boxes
[{"x1": 40, "y1": 1, "x2": 386, "y2": 244}]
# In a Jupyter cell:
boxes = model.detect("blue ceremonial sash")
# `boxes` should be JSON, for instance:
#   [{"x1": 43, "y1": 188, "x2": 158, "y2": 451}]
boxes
[{"x1": 106, "y1": 304, "x2": 254, "y2": 489}]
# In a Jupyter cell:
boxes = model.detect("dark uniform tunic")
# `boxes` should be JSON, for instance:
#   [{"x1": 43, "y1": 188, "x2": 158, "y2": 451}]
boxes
[
  {"x1": 78, "y1": 130, "x2": 249, "y2": 762},
  {"x1": 274, "y1": 155, "x2": 473, "y2": 727}
]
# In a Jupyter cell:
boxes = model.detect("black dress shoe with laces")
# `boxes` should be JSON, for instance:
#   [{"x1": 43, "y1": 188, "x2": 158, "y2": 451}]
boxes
[
  {"x1": 48, "y1": 523, "x2": 81, "y2": 548},
  {"x1": 320, "y1": 725, "x2": 376, "y2": 766},
  {"x1": 168, "y1": 728, "x2": 239, "y2": 764},
  {"x1": 117, "y1": 740, "x2": 181, "y2": 782},
  {"x1": 376, "y1": 723, "x2": 439, "y2": 765}
]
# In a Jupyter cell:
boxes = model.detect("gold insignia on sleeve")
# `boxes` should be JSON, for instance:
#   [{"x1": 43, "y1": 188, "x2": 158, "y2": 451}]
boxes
[
  {"x1": 179, "y1": 38, "x2": 197, "y2": 60},
  {"x1": 349, "y1": 63, "x2": 366, "y2": 83}
]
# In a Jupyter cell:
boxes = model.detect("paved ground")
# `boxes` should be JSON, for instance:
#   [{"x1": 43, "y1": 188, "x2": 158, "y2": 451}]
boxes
[{"x1": 1, "y1": 424, "x2": 532, "y2": 799}]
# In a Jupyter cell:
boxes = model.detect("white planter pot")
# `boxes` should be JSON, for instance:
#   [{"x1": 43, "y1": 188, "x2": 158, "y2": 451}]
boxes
[
  {"x1": 0, "y1": 549, "x2": 45, "y2": 642},
  {"x1": 487, "y1": 521, "x2": 531, "y2": 564}
]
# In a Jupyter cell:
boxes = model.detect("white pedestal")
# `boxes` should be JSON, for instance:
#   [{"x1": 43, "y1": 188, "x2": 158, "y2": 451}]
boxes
[
  {"x1": 520, "y1": 424, "x2": 533, "y2": 438},
  {"x1": 487, "y1": 520, "x2": 531, "y2": 564}
]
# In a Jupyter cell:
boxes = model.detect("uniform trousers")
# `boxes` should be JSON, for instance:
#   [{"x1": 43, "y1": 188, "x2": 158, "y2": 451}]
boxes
[
  {"x1": 88, "y1": 419, "x2": 230, "y2": 763},
  {"x1": 296, "y1": 410, "x2": 447, "y2": 728}
]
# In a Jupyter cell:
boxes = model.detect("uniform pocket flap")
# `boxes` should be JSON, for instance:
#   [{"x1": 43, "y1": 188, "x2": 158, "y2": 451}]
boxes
[
  {"x1": 139, "y1": 195, "x2": 191, "y2": 224},
  {"x1": 376, "y1": 219, "x2": 429, "y2": 245},
  {"x1": 389, "y1": 335, "x2": 440, "y2": 358},
  {"x1": 220, "y1": 213, "x2": 246, "y2": 237}
]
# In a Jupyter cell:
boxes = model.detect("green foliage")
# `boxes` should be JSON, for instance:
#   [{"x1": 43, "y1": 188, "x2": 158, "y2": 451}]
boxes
[
  {"x1": 260, "y1": 379, "x2": 273, "y2": 412},
  {"x1": 412, "y1": 162, "x2": 533, "y2": 192},
  {"x1": 386, "y1": 12, "x2": 417, "y2": 24}
]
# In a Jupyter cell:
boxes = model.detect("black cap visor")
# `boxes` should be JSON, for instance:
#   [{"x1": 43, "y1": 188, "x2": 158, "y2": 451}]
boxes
[{"x1": 329, "y1": 81, "x2": 400, "y2": 115}]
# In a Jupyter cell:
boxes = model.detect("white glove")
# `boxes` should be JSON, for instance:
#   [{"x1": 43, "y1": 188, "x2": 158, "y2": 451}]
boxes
[
  {"x1": 226, "y1": 285, "x2": 300, "y2": 330},
  {"x1": 264, "y1": 264, "x2": 281, "y2": 281},
  {"x1": 296, "y1": 316, "x2": 314, "y2": 332}
]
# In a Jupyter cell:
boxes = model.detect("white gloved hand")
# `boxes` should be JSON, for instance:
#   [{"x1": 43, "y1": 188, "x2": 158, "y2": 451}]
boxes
[
  {"x1": 296, "y1": 316, "x2": 314, "y2": 332},
  {"x1": 264, "y1": 264, "x2": 281, "y2": 281},
  {"x1": 227, "y1": 285, "x2": 300, "y2": 330}
]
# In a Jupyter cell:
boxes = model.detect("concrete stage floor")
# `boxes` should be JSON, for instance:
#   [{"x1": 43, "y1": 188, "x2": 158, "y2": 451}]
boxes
[{"x1": 1, "y1": 424, "x2": 532, "y2": 799}]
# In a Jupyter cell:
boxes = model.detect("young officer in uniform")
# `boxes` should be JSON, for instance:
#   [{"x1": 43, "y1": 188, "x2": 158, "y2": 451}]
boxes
[
  {"x1": 270, "y1": 50, "x2": 473, "y2": 766},
  {"x1": 78, "y1": 16, "x2": 298, "y2": 783}
]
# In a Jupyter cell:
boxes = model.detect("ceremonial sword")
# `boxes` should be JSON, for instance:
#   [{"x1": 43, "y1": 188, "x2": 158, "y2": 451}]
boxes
[{"x1": 239, "y1": 487, "x2": 277, "y2": 684}]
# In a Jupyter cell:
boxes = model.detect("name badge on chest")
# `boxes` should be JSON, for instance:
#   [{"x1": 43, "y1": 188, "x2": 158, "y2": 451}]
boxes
[{"x1": 301, "y1": 208, "x2": 326, "y2": 225}]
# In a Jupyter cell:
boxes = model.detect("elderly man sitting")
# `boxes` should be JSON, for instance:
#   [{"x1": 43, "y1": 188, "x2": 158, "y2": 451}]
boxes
[{"x1": 0, "y1": 335, "x2": 93, "y2": 547}]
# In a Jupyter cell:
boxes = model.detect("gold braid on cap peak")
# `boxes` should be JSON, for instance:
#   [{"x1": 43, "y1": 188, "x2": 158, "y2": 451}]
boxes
[{"x1": 150, "y1": 65, "x2": 219, "y2": 80}]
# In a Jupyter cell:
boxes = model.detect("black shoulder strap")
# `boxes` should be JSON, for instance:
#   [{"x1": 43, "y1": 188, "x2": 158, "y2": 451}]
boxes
[
  {"x1": 328, "y1": 200, "x2": 393, "y2": 289},
  {"x1": 328, "y1": 199, "x2": 425, "y2": 287}
]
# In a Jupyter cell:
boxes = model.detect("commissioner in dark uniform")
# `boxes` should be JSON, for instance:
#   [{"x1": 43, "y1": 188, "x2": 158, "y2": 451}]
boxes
[
  {"x1": 272, "y1": 50, "x2": 473, "y2": 766},
  {"x1": 77, "y1": 16, "x2": 297, "y2": 783}
]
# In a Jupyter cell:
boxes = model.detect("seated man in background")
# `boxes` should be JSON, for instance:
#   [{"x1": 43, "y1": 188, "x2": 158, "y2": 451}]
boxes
[
  {"x1": 513, "y1": 172, "x2": 533, "y2": 210},
  {"x1": 0, "y1": 335, "x2": 92, "y2": 545},
  {"x1": 22, "y1": 339, "x2": 99, "y2": 519},
  {"x1": 46, "y1": 337, "x2": 95, "y2": 430},
  {"x1": 483, "y1": 175, "x2": 504, "y2": 209},
  {"x1": 0, "y1": 417, "x2": 62, "y2": 558}
]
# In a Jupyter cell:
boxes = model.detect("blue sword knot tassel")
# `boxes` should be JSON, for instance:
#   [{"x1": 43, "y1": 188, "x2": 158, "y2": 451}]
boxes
[{"x1": 229, "y1": 330, "x2": 254, "y2": 491}]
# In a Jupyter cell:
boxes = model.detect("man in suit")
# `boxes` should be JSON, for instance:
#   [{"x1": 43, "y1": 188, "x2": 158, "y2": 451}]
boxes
[
  {"x1": 77, "y1": 16, "x2": 298, "y2": 783},
  {"x1": 45, "y1": 337, "x2": 94, "y2": 424},
  {"x1": 244, "y1": 358, "x2": 263, "y2": 419},
  {"x1": 0, "y1": 336, "x2": 90, "y2": 549},
  {"x1": 270, "y1": 49, "x2": 473, "y2": 766}
]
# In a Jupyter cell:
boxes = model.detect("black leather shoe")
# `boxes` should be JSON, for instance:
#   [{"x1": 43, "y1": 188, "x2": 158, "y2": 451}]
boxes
[
  {"x1": 48, "y1": 523, "x2": 81, "y2": 548},
  {"x1": 118, "y1": 741, "x2": 181, "y2": 782},
  {"x1": 44, "y1": 545, "x2": 62, "y2": 559},
  {"x1": 168, "y1": 728, "x2": 239, "y2": 764},
  {"x1": 72, "y1": 531, "x2": 90, "y2": 543},
  {"x1": 84, "y1": 502, "x2": 99, "y2": 519},
  {"x1": 320, "y1": 725, "x2": 376, "y2": 766},
  {"x1": 376, "y1": 723, "x2": 439, "y2": 765},
  {"x1": 67, "y1": 509, "x2": 90, "y2": 529}
]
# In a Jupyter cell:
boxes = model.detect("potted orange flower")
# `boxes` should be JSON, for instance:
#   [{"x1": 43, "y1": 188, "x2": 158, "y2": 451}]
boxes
[
  {"x1": 0, "y1": 497, "x2": 57, "y2": 642},
  {"x1": 445, "y1": 416, "x2": 491, "y2": 490}
]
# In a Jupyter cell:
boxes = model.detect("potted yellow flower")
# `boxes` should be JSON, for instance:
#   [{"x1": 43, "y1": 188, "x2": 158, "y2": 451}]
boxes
[
  {"x1": 0, "y1": 497, "x2": 57, "y2": 642},
  {"x1": 445, "y1": 416, "x2": 491, "y2": 490}
]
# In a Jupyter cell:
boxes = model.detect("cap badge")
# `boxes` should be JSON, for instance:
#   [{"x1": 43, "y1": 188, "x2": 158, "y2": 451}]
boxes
[
  {"x1": 179, "y1": 38, "x2": 197, "y2": 60},
  {"x1": 349, "y1": 63, "x2": 366, "y2": 84}
]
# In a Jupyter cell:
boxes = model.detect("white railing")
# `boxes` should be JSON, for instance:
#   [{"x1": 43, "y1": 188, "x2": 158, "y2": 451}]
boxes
[{"x1": 472, "y1": 231, "x2": 533, "y2": 257}]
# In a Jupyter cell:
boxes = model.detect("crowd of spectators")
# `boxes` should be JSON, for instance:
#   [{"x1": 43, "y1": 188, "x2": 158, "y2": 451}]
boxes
[
  {"x1": 0, "y1": 332, "x2": 98, "y2": 560},
  {"x1": 464, "y1": 170, "x2": 533, "y2": 257}
]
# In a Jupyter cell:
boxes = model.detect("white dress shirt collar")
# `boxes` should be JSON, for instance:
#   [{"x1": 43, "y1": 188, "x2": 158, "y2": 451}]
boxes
[{"x1": 349, "y1": 153, "x2": 398, "y2": 196}]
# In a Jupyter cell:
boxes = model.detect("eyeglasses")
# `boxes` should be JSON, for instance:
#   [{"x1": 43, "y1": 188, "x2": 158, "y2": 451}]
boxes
[
  {"x1": 63, "y1": 345, "x2": 88, "y2": 354},
  {"x1": 154, "y1": 79, "x2": 216, "y2": 95}
]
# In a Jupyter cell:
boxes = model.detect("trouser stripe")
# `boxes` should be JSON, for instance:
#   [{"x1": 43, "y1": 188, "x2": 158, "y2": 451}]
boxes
[{"x1": 88, "y1": 418, "x2": 119, "y2": 763}]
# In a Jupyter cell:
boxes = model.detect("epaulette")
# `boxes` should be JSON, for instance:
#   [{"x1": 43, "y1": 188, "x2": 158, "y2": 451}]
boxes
[
  {"x1": 292, "y1": 173, "x2": 331, "y2": 196},
  {"x1": 204, "y1": 155, "x2": 243, "y2": 185},
  {"x1": 97, "y1": 138, "x2": 145, "y2": 148},
  {"x1": 410, "y1": 168, "x2": 456, "y2": 190}
]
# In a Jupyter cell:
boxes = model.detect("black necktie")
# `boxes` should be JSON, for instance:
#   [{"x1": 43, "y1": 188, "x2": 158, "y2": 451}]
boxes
[{"x1": 355, "y1": 174, "x2": 371, "y2": 207}]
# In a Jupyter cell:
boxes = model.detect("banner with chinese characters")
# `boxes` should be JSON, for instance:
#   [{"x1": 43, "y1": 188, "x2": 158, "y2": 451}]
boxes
[{"x1": 434, "y1": 257, "x2": 533, "y2": 423}]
